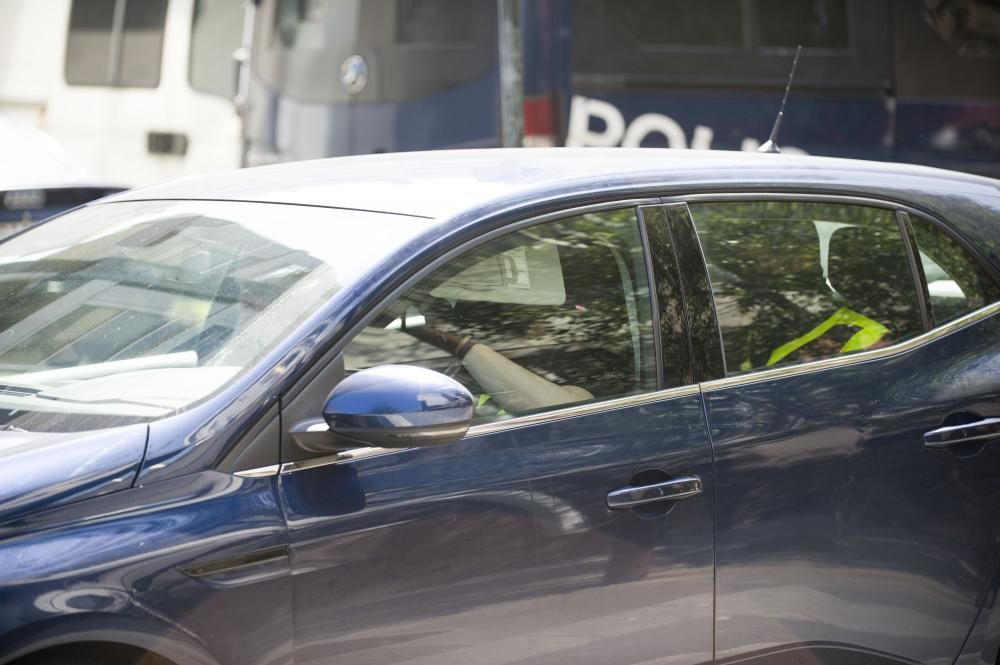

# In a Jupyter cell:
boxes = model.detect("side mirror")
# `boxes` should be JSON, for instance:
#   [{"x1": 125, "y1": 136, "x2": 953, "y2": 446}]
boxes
[{"x1": 323, "y1": 365, "x2": 474, "y2": 449}]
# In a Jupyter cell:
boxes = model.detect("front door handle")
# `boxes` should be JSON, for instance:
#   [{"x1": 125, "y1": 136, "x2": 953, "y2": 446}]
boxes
[
  {"x1": 607, "y1": 475, "x2": 702, "y2": 510},
  {"x1": 924, "y1": 417, "x2": 1000, "y2": 449}
]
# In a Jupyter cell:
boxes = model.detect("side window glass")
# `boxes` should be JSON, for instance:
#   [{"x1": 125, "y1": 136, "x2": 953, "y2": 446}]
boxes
[
  {"x1": 345, "y1": 209, "x2": 657, "y2": 424},
  {"x1": 909, "y1": 214, "x2": 1000, "y2": 325},
  {"x1": 690, "y1": 201, "x2": 924, "y2": 375}
]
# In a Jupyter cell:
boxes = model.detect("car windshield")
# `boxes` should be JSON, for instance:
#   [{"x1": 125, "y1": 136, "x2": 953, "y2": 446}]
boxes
[{"x1": 0, "y1": 199, "x2": 432, "y2": 432}]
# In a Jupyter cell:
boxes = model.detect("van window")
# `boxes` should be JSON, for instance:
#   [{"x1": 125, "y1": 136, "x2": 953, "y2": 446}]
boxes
[
  {"x1": 573, "y1": 0, "x2": 889, "y2": 91},
  {"x1": 65, "y1": 0, "x2": 168, "y2": 88}
]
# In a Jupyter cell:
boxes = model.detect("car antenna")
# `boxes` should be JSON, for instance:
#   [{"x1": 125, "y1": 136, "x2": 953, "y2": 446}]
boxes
[{"x1": 757, "y1": 45, "x2": 802, "y2": 154}]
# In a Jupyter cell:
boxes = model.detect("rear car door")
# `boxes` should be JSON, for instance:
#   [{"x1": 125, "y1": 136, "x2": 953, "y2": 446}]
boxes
[
  {"x1": 679, "y1": 195, "x2": 1000, "y2": 664},
  {"x1": 278, "y1": 202, "x2": 716, "y2": 665}
]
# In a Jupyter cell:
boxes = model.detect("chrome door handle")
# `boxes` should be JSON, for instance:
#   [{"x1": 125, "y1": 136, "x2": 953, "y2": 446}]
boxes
[
  {"x1": 607, "y1": 475, "x2": 702, "y2": 510},
  {"x1": 924, "y1": 417, "x2": 1000, "y2": 449}
]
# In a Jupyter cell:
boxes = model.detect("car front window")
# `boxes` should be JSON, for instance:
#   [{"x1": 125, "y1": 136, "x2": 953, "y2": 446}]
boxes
[
  {"x1": 344, "y1": 208, "x2": 658, "y2": 425},
  {"x1": 0, "y1": 200, "x2": 431, "y2": 432}
]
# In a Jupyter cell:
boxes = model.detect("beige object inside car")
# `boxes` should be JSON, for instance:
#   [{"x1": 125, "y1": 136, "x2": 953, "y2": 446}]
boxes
[{"x1": 461, "y1": 343, "x2": 593, "y2": 414}]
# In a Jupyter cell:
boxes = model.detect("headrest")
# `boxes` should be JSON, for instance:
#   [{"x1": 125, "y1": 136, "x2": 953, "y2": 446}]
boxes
[{"x1": 828, "y1": 225, "x2": 917, "y2": 321}]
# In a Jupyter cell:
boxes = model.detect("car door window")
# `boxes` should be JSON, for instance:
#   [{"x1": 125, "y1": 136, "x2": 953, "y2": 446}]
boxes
[
  {"x1": 344, "y1": 208, "x2": 657, "y2": 423},
  {"x1": 908, "y1": 213, "x2": 1000, "y2": 325},
  {"x1": 689, "y1": 200, "x2": 925, "y2": 375}
]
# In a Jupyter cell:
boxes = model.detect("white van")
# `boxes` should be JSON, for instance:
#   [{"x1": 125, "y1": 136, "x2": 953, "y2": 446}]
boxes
[{"x1": 0, "y1": 0, "x2": 245, "y2": 186}]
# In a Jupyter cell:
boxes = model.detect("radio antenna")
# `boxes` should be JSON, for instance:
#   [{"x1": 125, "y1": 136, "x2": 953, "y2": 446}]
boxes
[{"x1": 758, "y1": 45, "x2": 801, "y2": 154}]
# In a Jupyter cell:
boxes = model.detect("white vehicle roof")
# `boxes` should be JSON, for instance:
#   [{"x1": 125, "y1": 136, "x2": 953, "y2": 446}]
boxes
[{"x1": 103, "y1": 148, "x2": 1000, "y2": 221}]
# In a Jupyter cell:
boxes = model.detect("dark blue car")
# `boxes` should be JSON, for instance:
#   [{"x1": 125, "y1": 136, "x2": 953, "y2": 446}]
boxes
[{"x1": 1, "y1": 149, "x2": 1000, "y2": 665}]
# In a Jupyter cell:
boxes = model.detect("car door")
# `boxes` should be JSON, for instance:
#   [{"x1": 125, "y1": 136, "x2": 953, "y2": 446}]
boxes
[
  {"x1": 277, "y1": 202, "x2": 716, "y2": 665},
  {"x1": 678, "y1": 195, "x2": 1000, "y2": 664}
]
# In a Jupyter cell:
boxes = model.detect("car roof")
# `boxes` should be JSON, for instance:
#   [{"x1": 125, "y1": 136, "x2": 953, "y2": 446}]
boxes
[{"x1": 102, "y1": 148, "x2": 1000, "y2": 221}]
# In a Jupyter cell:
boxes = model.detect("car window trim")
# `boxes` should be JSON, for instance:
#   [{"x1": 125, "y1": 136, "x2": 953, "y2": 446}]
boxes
[
  {"x1": 898, "y1": 211, "x2": 938, "y2": 328},
  {"x1": 636, "y1": 206, "x2": 666, "y2": 389},
  {"x1": 661, "y1": 201, "x2": 727, "y2": 382},
  {"x1": 896, "y1": 210, "x2": 933, "y2": 330},
  {"x1": 699, "y1": 298, "x2": 1000, "y2": 393},
  {"x1": 638, "y1": 204, "x2": 693, "y2": 387}
]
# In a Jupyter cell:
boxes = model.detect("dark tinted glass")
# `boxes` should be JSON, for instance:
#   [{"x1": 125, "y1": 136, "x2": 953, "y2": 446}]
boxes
[
  {"x1": 396, "y1": 0, "x2": 474, "y2": 43},
  {"x1": 65, "y1": 0, "x2": 116, "y2": 85},
  {"x1": 118, "y1": 0, "x2": 167, "y2": 87},
  {"x1": 65, "y1": 0, "x2": 166, "y2": 88},
  {"x1": 909, "y1": 214, "x2": 1000, "y2": 325},
  {"x1": 690, "y1": 201, "x2": 923, "y2": 375},
  {"x1": 892, "y1": 0, "x2": 1000, "y2": 99},
  {"x1": 753, "y1": 0, "x2": 849, "y2": 48},
  {"x1": 576, "y1": 0, "x2": 851, "y2": 50},
  {"x1": 572, "y1": 0, "x2": 890, "y2": 91},
  {"x1": 580, "y1": 0, "x2": 744, "y2": 48},
  {"x1": 345, "y1": 210, "x2": 657, "y2": 424}
]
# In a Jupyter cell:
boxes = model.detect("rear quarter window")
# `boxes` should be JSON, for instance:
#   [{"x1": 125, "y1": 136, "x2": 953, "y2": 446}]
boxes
[{"x1": 907, "y1": 213, "x2": 1000, "y2": 325}]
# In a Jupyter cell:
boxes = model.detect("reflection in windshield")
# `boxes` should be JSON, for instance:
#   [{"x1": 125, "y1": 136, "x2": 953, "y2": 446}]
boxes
[{"x1": 0, "y1": 200, "x2": 431, "y2": 432}]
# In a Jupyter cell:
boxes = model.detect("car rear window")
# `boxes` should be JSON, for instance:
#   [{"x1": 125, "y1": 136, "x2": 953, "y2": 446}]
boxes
[{"x1": 689, "y1": 200, "x2": 924, "y2": 375}]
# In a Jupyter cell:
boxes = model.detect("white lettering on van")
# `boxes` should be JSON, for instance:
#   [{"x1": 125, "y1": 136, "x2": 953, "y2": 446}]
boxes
[
  {"x1": 565, "y1": 96, "x2": 626, "y2": 147},
  {"x1": 566, "y1": 94, "x2": 807, "y2": 154}
]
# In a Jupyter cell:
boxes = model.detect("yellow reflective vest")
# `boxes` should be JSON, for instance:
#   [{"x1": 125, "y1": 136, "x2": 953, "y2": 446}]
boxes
[{"x1": 740, "y1": 306, "x2": 891, "y2": 371}]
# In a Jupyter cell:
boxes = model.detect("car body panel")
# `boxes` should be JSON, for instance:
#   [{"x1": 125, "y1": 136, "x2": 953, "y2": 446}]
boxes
[
  {"x1": 706, "y1": 311, "x2": 1000, "y2": 664},
  {"x1": 280, "y1": 390, "x2": 715, "y2": 665},
  {"x1": 0, "y1": 424, "x2": 147, "y2": 524},
  {"x1": 0, "y1": 470, "x2": 292, "y2": 665}
]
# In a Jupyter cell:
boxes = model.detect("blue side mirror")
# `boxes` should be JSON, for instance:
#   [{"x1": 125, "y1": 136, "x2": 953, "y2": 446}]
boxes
[{"x1": 323, "y1": 365, "x2": 474, "y2": 448}]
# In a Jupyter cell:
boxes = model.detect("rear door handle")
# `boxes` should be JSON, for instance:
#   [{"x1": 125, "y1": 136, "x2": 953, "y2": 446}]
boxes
[
  {"x1": 924, "y1": 417, "x2": 1000, "y2": 449},
  {"x1": 607, "y1": 475, "x2": 702, "y2": 510}
]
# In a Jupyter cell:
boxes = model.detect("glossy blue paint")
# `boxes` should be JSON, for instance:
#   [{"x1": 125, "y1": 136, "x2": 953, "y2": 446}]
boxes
[
  {"x1": 707, "y1": 312, "x2": 1000, "y2": 664},
  {"x1": 0, "y1": 424, "x2": 147, "y2": 524},
  {"x1": 323, "y1": 364, "x2": 474, "y2": 442},
  {"x1": 280, "y1": 393, "x2": 715, "y2": 665},
  {"x1": 0, "y1": 471, "x2": 292, "y2": 665}
]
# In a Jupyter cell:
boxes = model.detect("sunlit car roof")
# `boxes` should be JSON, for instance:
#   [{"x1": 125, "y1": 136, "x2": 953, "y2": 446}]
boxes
[{"x1": 102, "y1": 148, "x2": 1000, "y2": 221}]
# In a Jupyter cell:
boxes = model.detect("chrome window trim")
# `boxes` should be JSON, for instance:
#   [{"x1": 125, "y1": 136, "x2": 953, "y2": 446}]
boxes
[
  {"x1": 700, "y1": 299, "x2": 1000, "y2": 393},
  {"x1": 664, "y1": 192, "x2": 922, "y2": 212},
  {"x1": 278, "y1": 383, "x2": 701, "y2": 474},
  {"x1": 234, "y1": 464, "x2": 280, "y2": 478},
  {"x1": 465, "y1": 383, "x2": 701, "y2": 437},
  {"x1": 281, "y1": 446, "x2": 397, "y2": 474}
]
